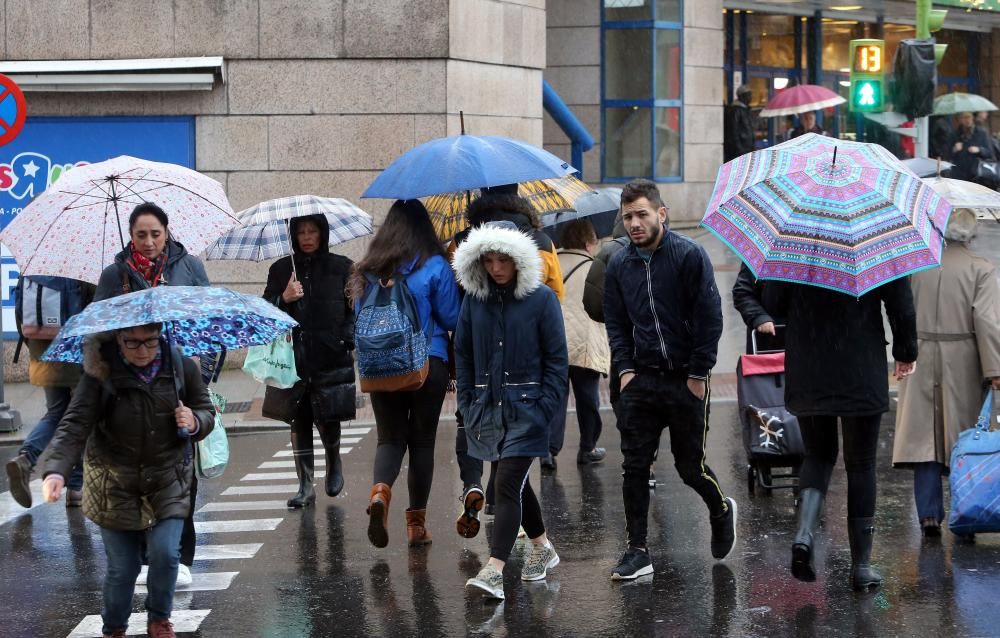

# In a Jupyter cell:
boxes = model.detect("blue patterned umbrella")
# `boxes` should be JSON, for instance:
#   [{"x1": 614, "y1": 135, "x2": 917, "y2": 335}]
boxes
[
  {"x1": 202, "y1": 195, "x2": 373, "y2": 261},
  {"x1": 42, "y1": 286, "x2": 297, "y2": 363}
]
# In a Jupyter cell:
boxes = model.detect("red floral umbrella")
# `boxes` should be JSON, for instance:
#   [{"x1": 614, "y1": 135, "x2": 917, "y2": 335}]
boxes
[{"x1": 759, "y1": 84, "x2": 846, "y2": 117}]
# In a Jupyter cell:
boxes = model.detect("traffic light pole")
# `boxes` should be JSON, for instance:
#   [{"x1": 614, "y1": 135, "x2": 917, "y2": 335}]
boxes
[{"x1": 915, "y1": 0, "x2": 932, "y2": 158}]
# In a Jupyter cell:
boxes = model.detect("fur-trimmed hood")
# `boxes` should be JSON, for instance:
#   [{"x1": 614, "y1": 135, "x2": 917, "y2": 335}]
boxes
[
  {"x1": 82, "y1": 334, "x2": 114, "y2": 380},
  {"x1": 453, "y1": 223, "x2": 543, "y2": 301}
]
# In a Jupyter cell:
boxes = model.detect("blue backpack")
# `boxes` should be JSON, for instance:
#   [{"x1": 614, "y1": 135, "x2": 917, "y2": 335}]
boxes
[{"x1": 355, "y1": 273, "x2": 429, "y2": 392}]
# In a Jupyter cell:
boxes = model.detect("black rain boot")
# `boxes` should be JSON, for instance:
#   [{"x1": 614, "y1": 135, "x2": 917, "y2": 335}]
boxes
[
  {"x1": 287, "y1": 431, "x2": 316, "y2": 508},
  {"x1": 317, "y1": 421, "x2": 344, "y2": 497},
  {"x1": 791, "y1": 488, "x2": 824, "y2": 582},
  {"x1": 848, "y1": 517, "x2": 882, "y2": 591}
]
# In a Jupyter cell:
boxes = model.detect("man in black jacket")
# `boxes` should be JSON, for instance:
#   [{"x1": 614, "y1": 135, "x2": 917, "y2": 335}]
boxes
[{"x1": 604, "y1": 180, "x2": 737, "y2": 580}]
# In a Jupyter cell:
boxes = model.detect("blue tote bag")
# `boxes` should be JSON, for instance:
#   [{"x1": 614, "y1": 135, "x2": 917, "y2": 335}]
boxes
[{"x1": 949, "y1": 391, "x2": 1000, "y2": 536}]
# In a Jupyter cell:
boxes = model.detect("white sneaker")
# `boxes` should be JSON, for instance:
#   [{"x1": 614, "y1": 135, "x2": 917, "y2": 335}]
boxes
[
  {"x1": 136, "y1": 565, "x2": 149, "y2": 585},
  {"x1": 176, "y1": 564, "x2": 193, "y2": 587}
]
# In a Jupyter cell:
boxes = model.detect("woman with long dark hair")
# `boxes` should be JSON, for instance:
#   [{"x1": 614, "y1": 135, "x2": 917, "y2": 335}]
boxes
[{"x1": 349, "y1": 199, "x2": 461, "y2": 549}]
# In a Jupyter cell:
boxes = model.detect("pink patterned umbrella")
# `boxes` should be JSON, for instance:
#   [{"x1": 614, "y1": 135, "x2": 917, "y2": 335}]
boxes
[
  {"x1": 758, "y1": 84, "x2": 846, "y2": 118},
  {"x1": 0, "y1": 156, "x2": 238, "y2": 283}
]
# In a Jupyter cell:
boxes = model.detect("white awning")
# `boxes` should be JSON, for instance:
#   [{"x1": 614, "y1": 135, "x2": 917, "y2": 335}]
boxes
[{"x1": 0, "y1": 57, "x2": 224, "y2": 92}]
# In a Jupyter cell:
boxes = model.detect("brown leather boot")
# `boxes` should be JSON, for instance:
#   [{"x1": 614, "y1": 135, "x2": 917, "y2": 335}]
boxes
[
  {"x1": 406, "y1": 508, "x2": 432, "y2": 546},
  {"x1": 367, "y1": 483, "x2": 392, "y2": 548},
  {"x1": 147, "y1": 618, "x2": 176, "y2": 638}
]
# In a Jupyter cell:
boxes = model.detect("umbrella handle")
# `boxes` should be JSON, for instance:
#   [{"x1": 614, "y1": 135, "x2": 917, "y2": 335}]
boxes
[{"x1": 285, "y1": 218, "x2": 299, "y2": 280}]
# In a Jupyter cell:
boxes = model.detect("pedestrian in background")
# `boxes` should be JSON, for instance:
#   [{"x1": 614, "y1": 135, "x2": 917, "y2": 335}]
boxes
[
  {"x1": 724, "y1": 85, "x2": 755, "y2": 162},
  {"x1": 791, "y1": 111, "x2": 824, "y2": 138},
  {"x1": 349, "y1": 200, "x2": 460, "y2": 549},
  {"x1": 454, "y1": 221, "x2": 567, "y2": 600},
  {"x1": 777, "y1": 277, "x2": 917, "y2": 590},
  {"x1": 604, "y1": 179, "x2": 737, "y2": 581},
  {"x1": 894, "y1": 209, "x2": 1000, "y2": 537},
  {"x1": 262, "y1": 214, "x2": 357, "y2": 508},
  {"x1": 732, "y1": 263, "x2": 783, "y2": 354},
  {"x1": 947, "y1": 111, "x2": 995, "y2": 182},
  {"x1": 5, "y1": 277, "x2": 93, "y2": 509},
  {"x1": 41, "y1": 323, "x2": 215, "y2": 638},
  {"x1": 93, "y1": 202, "x2": 210, "y2": 587},
  {"x1": 554, "y1": 219, "x2": 609, "y2": 465},
  {"x1": 450, "y1": 187, "x2": 564, "y2": 536}
]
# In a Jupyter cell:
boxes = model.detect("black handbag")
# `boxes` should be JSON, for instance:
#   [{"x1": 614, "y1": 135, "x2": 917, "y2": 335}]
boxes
[
  {"x1": 975, "y1": 159, "x2": 1000, "y2": 187},
  {"x1": 261, "y1": 384, "x2": 307, "y2": 424}
]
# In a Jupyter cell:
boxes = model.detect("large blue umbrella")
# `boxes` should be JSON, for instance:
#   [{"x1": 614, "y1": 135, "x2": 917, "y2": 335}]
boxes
[
  {"x1": 42, "y1": 286, "x2": 297, "y2": 363},
  {"x1": 361, "y1": 134, "x2": 576, "y2": 200}
]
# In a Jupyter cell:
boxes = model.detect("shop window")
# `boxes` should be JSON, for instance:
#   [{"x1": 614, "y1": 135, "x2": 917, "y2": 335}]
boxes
[{"x1": 602, "y1": 0, "x2": 683, "y2": 182}]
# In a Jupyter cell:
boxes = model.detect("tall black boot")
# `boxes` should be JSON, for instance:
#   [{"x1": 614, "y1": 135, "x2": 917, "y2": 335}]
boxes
[
  {"x1": 287, "y1": 430, "x2": 316, "y2": 508},
  {"x1": 317, "y1": 421, "x2": 344, "y2": 497},
  {"x1": 791, "y1": 488, "x2": 824, "y2": 582},
  {"x1": 848, "y1": 517, "x2": 882, "y2": 591}
]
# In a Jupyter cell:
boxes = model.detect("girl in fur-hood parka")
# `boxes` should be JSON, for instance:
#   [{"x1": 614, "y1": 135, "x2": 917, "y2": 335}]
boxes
[{"x1": 453, "y1": 221, "x2": 568, "y2": 601}]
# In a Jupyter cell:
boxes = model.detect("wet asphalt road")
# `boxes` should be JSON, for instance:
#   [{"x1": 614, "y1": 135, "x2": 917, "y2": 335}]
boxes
[{"x1": 2, "y1": 404, "x2": 1000, "y2": 638}]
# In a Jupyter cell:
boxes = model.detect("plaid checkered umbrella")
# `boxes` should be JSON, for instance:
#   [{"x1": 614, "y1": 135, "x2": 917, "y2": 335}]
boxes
[{"x1": 202, "y1": 195, "x2": 373, "y2": 261}]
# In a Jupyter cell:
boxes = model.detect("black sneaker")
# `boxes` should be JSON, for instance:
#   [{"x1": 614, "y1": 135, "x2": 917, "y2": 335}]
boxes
[
  {"x1": 577, "y1": 447, "x2": 607, "y2": 464},
  {"x1": 611, "y1": 547, "x2": 654, "y2": 580},
  {"x1": 711, "y1": 497, "x2": 738, "y2": 560},
  {"x1": 540, "y1": 454, "x2": 557, "y2": 471},
  {"x1": 5, "y1": 454, "x2": 33, "y2": 508}
]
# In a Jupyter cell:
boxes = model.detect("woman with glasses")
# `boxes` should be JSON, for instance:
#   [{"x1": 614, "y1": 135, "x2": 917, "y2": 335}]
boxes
[
  {"x1": 93, "y1": 202, "x2": 212, "y2": 587},
  {"x1": 41, "y1": 323, "x2": 215, "y2": 638}
]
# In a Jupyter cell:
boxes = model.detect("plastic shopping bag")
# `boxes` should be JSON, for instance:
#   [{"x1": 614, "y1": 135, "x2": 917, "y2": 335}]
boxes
[
  {"x1": 242, "y1": 331, "x2": 300, "y2": 389},
  {"x1": 195, "y1": 388, "x2": 230, "y2": 480}
]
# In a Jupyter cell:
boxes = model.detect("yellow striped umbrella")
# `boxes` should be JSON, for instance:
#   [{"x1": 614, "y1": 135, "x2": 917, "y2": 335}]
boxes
[{"x1": 424, "y1": 175, "x2": 591, "y2": 241}]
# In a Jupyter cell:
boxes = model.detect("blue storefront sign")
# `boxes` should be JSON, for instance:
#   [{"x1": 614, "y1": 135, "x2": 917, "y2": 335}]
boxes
[{"x1": 0, "y1": 116, "x2": 195, "y2": 337}]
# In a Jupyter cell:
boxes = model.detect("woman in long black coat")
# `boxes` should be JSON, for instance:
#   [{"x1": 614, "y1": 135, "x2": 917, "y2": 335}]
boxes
[
  {"x1": 775, "y1": 277, "x2": 917, "y2": 591},
  {"x1": 262, "y1": 214, "x2": 356, "y2": 508}
]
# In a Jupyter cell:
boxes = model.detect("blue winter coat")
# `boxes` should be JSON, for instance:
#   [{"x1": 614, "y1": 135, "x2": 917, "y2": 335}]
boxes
[
  {"x1": 354, "y1": 254, "x2": 460, "y2": 362},
  {"x1": 452, "y1": 223, "x2": 568, "y2": 461}
]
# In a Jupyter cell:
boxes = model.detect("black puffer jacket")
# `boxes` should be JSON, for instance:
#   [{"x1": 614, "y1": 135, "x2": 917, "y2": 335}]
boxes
[
  {"x1": 604, "y1": 227, "x2": 723, "y2": 380},
  {"x1": 94, "y1": 239, "x2": 210, "y2": 301},
  {"x1": 263, "y1": 214, "x2": 356, "y2": 421},
  {"x1": 43, "y1": 339, "x2": 215, "y2": 531}
]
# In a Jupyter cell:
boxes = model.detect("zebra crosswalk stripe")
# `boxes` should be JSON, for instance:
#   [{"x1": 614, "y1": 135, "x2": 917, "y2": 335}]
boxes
[
  {"x1": 194, "y1": 544, "x2": 263, "y2": 560},
  {"x1": 136, "y1": 572, "x2": 238, "y2": 594},
  {"x1": 194, "y1": 518, "x2": 283, "y2": 533},
  {"x1": 67, "y1": 610, "x2": 211, "y2": 637},
  {"x1": 241, "y1": 471, "x2": 325, "y2": 481},
  {"x1": 221, "y1": 485, "x2": 299, "y2": 496},
  {"x1": 198, "y1": 500, "x2": 289, "y2": 513}
]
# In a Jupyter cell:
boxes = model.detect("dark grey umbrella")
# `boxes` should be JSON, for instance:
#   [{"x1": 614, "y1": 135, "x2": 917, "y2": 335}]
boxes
[
  {"x1": 542, "y1": 187, "x2": 622, "y2": 246},
  {"x1": 903, "y1": 157, "x2": 954, "y2": 178}
]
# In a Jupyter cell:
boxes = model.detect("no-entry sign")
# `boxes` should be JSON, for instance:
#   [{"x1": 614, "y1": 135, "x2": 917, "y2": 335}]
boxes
[{"x1": 0, "y1": 75, "x2": 26, "y2": 147}]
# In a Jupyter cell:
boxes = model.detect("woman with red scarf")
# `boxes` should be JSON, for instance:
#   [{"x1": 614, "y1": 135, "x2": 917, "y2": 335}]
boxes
[{"x1": 94, "y1": 202, "x2": 211, "y2": 589}]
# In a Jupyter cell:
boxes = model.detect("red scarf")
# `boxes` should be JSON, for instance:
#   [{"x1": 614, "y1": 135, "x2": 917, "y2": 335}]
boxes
[{"x1": 127, "y1": 244, "x2": 167, "y2": 287}]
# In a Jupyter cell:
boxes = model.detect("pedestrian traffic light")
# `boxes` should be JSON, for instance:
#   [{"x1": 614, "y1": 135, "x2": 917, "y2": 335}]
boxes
[{"x1": 849, "y1": 39, "x2": 886, "y2": 113}]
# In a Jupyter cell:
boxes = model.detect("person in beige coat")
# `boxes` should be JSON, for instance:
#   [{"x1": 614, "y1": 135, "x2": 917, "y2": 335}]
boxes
[
  {"x1": 893, "y1": 208, "x2": 1000, "y2": 537},
  {"x1": 550, "y1": 220, "x2": 612, "y2": 465}
]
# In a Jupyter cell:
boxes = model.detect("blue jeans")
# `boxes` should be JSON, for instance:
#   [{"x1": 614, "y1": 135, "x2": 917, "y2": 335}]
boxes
[
  {"x1": 914, "y1": 462, "x2": 946, "y2": 523},
  {"x1": 100, "y1": 518, "x2": 184, "y2": 635},
  {"x1": 20, "y1": 386, "x2": 83, "y2": 490}
]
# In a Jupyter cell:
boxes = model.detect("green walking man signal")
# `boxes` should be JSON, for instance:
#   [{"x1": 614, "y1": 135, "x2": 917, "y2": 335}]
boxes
[{"x1": 849, "y1": 39, "x2": 886, "y2": 113}]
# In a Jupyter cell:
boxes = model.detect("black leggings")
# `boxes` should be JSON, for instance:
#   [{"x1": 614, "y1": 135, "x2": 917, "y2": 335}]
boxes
[
  {"x1": 370, "y1": 358, "x2": 448, "y2": 509},
  {"x1": 798, "y1": 414, "x2": 881, "y2": 520},
  {"x1": 490, "y1": 457, "x2": 545, "y2": 563}
]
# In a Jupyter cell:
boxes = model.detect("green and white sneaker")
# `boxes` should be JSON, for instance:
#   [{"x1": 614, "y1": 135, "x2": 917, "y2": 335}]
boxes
[
  {"x1": 521, "y1": 542, "x2": 560, "y2": 581},
  {"x1": 467, "y1": 564, "x2": 505, "y2": 600}
]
